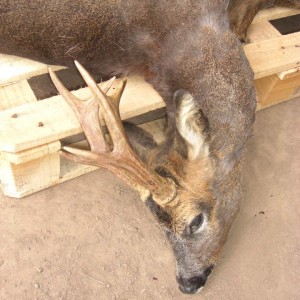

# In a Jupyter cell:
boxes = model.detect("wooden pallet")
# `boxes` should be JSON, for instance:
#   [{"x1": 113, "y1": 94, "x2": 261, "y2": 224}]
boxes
[
  {"x1": 0, "y1": 7, "x2": 299, "y2": 198},
  {"x1": 0, "y1": 62, "x2": 166, "y2": 198}
]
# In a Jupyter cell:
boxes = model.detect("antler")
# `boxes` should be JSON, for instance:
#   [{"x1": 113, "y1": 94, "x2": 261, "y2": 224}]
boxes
[{"x1": 49, "y1": 61, "x2": 176, "y2": 205}]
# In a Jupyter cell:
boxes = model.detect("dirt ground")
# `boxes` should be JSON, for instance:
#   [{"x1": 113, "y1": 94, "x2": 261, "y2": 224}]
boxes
[{"x1": 0, "y1": 98, "x2": 299, "y2": 300}]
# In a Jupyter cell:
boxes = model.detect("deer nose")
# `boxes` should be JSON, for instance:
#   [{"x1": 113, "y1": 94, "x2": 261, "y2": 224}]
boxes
[
  {"x1": 178, "y1": 276, "x2": 206, "y2": 294},
  {"x1": 177, "y1": 266, "x2": 214, "y2": 294}
]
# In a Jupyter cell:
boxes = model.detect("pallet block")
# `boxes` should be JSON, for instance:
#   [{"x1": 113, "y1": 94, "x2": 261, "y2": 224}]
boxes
[
  {"x1": 254, "y1": 68, "x2": 300, "y2": 108},
  {"x1": 0, "y1": 7, "x2": 299, "y2": 198},
  {"x1": 0, "y1": 144, "x2": 60, "y2": 198}
]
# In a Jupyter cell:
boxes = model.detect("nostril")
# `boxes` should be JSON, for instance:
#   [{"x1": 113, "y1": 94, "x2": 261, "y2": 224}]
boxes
[
  {"x1": 188, "y1": 276, "x2": 206, "y2": 287},
  {"x1": 204, "y1": 265, "x2": 214, "y2": 278}
]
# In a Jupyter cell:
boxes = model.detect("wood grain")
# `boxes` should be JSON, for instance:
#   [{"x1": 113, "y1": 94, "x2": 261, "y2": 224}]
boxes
[{"x1": 244, "y1": 32, "x2": 300, "y2": 79}]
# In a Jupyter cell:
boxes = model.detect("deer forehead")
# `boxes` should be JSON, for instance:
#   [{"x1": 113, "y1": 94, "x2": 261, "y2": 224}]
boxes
[{"x1": 168, "y1": 157, "x2": 215, "y2": 197}]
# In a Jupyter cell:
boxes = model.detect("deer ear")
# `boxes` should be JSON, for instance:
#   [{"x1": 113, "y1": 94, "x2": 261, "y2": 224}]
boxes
[{"x1": 175, "y1": 90, "x2": 210, "y2": 161}]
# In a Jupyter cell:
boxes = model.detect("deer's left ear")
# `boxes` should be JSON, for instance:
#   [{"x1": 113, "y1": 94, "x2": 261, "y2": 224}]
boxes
[{"x1": 175, "y1": 90, "x2": 210, "y2": 161}]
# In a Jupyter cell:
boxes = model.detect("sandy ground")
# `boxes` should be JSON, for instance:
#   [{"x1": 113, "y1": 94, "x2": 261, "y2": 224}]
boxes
[{"x1": 0, "y1": 98, "x2": 299, "y2": 300}]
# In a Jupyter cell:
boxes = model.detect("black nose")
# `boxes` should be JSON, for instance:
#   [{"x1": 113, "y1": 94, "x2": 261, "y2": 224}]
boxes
[
  {"x1": 178, "y1": 276, "x2": 206, "y2": 294},
  {"x1": 177, "y1": 266, "x2": 214, "y2": 294}
]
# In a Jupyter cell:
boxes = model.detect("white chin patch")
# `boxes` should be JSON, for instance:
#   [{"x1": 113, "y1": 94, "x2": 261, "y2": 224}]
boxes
[{"x1": 195, "y1": 286, "x2": 204, "y2": 294}]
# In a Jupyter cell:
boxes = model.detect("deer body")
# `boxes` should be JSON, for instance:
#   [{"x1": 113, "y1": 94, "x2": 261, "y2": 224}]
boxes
[
  {"x1": 2, "y1": 0, "x2": 296, "y2": 294},
  {"x1": 0, "y1": 0, "x2": 256, "y2": 177}
]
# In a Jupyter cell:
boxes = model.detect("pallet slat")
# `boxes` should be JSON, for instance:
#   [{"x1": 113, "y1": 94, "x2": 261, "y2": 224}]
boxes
[
  {"x1": 246, "y1": 20, "x2": 281, "y2": 43},
  {"x1": 0, "y1": 76, "x2": 165, "y2": 153},
  {"x1": 244, "y1": 32, "x2": 300, "y2": 79},
  {"x1": 0, "y1": 141, "x2": 61, "y2": 164},
  {"x1": 0, "y1": 54, "x2": 64, "y2": 87},
  {"x1": 252, "y1": 7, "x2": 300, "y2": 23}
]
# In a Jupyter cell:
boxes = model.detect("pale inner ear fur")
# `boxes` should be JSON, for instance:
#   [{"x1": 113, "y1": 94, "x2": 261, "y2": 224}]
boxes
[{"x1": 175, "y1": 90, "x2": 209, "y2": 161}]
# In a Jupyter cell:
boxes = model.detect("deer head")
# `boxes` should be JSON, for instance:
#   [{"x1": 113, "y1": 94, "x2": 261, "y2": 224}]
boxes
[{"x1": 49, "y1": 61, "x2": 236, "y2": 294}]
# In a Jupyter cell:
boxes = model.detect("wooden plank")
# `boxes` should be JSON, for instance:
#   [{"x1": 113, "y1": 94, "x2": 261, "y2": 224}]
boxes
[
  {"x1": 0, "y1": 76, "x2": 165, "y2": 153},
  {"x1": 246, "y1": 21, "x2": 281, "y2": 43},
  {"x1": 0, "y1": 80, "x2": 37, "y2": 111},
  {"x1": 0, "y1": 141, "x2": 61, "y2": 164},
  {"x1": 252, "y1": 7, "x2": 300, "y2": 24},
  {"x1": 0, "y1": 54, "x2": 64, "y2": 87},
  {"x1": 243, "y1": 32, "x2": 300, "y2": 79}
]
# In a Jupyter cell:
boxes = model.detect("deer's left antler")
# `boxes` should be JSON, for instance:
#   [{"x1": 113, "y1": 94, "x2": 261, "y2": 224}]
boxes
[{"x1": 49, "y1": 61, "x2": 176, "y2": 205}]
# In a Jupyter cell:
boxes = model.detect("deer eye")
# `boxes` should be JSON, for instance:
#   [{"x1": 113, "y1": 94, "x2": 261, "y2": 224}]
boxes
[{"x1": 188, "y1": 213, "x2": 204, "y2": 235}]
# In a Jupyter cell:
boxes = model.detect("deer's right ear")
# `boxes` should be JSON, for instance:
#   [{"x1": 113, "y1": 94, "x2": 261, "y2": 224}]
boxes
[{"x1": 175, "y1": 90, "x2": 210, "y2": 161}]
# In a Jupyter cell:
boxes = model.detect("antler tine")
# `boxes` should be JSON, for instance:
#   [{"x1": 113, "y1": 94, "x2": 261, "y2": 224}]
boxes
[
  {"x1": 49, "y1": 67, "x2": 110, "y2": 153},
  {"x1": 74, "y1": 60, "x2": 119, "y2": 110},
  {"x1": 74, "y1": 61, "x2": 128, "y2": 153},
  {"x1": 61, "y1": 145, "x2": 100, "y2": 165},
  {"x1": 109, "y1": 77, "x2": 127, "y2": 116},
  {"x1": 74, "y1": 60, "x2": 115, "y2": 94},
  {"x1": 49, "y1": 67, "x2": 81, "y2": 111}
]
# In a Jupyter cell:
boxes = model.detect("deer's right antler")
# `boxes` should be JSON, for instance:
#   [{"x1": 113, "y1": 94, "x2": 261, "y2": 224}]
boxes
[{"x1": 49, "y1": 61, "x2": 176, "y2": 205}]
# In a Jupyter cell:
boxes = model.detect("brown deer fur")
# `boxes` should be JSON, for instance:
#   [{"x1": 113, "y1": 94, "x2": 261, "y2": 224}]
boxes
[{"x1": 0, "y1": 0, "x2": 299, "y2": 294}]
